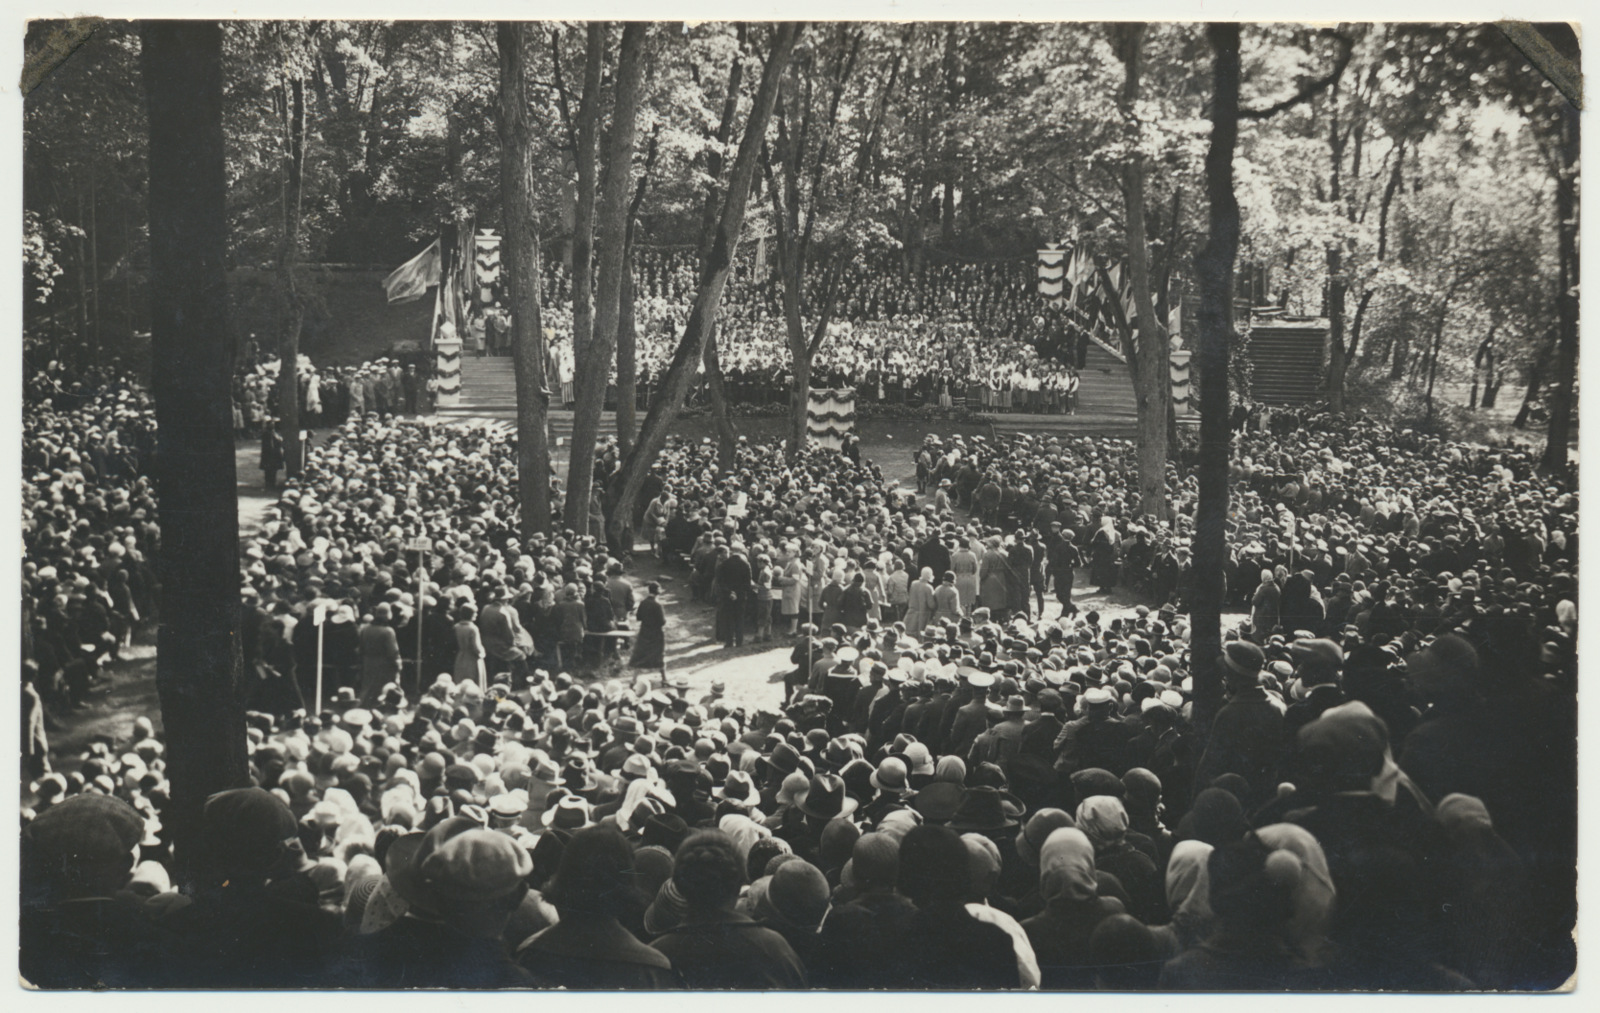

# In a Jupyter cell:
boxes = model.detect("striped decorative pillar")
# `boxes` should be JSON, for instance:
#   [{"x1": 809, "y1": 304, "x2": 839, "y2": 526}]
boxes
[
  {"x1": 1170, "y1": 349, "x2": 1192, "y2": 415},
  {"x1": 1036, "y1": 243, "x2": 1066, "y2": 301},
  {"x1": 435, "y1": 335, "x2": 463, "y2": 407},
  {"x1": 806, "y1": 388, "x2": 856, "y2": 451}
]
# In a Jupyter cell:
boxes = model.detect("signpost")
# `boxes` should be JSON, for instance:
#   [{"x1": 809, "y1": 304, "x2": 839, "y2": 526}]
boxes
[
  {"x1": 410, "y1": 535, "x2": 432, "y2": 696},
  {"x1": 312, "y1": 600, "x2": 327, "y2": 716}
]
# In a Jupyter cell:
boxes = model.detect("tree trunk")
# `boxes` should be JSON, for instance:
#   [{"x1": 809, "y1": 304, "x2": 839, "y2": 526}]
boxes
[
  {"x1": 141, "y1": 19, "x2": 248, "y2": 888},
  {"x1": 569, "y1": 26, "x2": 604, "y2": 382},
  {"x1": 1327, "y1": 247, "x2": 1348, "y2": 412},
  {"x1": 566, "y1": 22, "x2": 646, "y2": 535},
  {"x1": 1541, "y1": 100, "x2": 1579, "y2": 473},
  {"x1": 1514, "y1": 332, "x2": 1554, "y2": 428},
  {"x1": 608, "y1": 22, "x2": 802, "y2": 550},
  {"x1": 276, "y1": 74, "x2": 306, "y2": 478},
  {"x1": 1191, "y1": 22, "x2": 1242, "y2": 739},
  {"x1": 703, "y1": 325, "x2": 739, "y2": 472},
  {"x1": 497, "y1": 22, "x2": 552, "y2": 538},
  {"x1": 1112, "y1": 23, "x2": 1170, "y2": 523},
  {"x1": 89, "y1": 162, "x2": 101, "y2": 363},
  {"x1": 615, "y1": 253, "x2": 637, "y2": 456}
]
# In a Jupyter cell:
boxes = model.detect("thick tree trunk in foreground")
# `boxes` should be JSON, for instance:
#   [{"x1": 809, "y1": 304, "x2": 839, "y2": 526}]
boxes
[
  {"x1": 608, "y1": 23, "x2": 802, "y2": 550},
  {"x1": 142, "y1": 19, "x2": 248, "y2": 887},
  {"x1": 566, "y1": 22, "x2": 646, "y2": 535},
  {"x1": 1190, "y1": 23, "x2": 1242, "y2": 738},
  {"x1": 498, "y1": 22, "x2": 552, "y2": 537}
]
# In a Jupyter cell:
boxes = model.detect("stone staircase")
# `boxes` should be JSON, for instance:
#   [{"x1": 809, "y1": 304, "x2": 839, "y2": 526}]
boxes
[
  {"x1": 1247, "y1": 322, "x2": 1328, "y2": 405},
  {"x1": 437, "y1": 356, "x2": 616, "y2": 443}
]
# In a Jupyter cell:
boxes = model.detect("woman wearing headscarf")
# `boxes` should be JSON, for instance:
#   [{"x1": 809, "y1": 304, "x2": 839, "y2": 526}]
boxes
[
  {"x1": 1089, "y1": 516, "x2": 1121, "y2": 594},
  {"x1": 1253, "y1": 823, "x2": 1336, "y2": 970},
  {"x1": 903, "y1": 567, "x2": 937, "y2": 635},
  {"x1": 1022, "y1": 827, "x2": 1125, "y2": 990},
  {"x1": 1149, "y1": 839, "x2": 1214, "y2": 959},
  {"x1": 1251, "y1": 569, "x2": 1281, "y2": 639},
  {"x1": 1076, "y1": 796, "x2": 1164, "y2": 925},
  {"x1": 515, "y1": 825, "x2": 678, "y2": 988},
  {"x1": 1158, "y1": 833, "x2": 1333, "y2": 990},
  {"x1": 1431, "y1": 793, "x2": 1531, "y2": 990}
]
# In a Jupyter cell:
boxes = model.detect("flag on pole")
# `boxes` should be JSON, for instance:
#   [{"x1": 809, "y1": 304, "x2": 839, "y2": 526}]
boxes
[{"x1": 382, "y1": 239, "x2": 441, "y2": 304}]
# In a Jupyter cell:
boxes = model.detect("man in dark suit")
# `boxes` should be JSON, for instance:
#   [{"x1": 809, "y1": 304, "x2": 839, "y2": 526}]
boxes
[{"x1": 716, "y1": 546, "x2": 754, "y2": 649}]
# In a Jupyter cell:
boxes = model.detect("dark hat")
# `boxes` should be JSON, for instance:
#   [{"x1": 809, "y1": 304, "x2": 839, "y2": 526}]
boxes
[
  {"x1": 1221, "y1": 640, "x2": 1265, "y2": 678},
  {"x1": 201, "y1": 787, "x2": 299, "y2": 878},
  {"x1": 762, "y1": 742, "x2": 802, "y2": 778},
  {"x1": 387, "y1": 816, "x2": 532, "y2": 916},
  {"x1": 910, "y1": 781, "x2": 965, "y2": 824},
  {"x1": 797, "y1": 773, "x2": 858, "y2": 821},
  {"x1": 946, "y1": 785, "x2": 1023, "y2": 832},
  {"x1": 640, "y1": 812, "x2": 689, "y2": 853},
  {"x1": 22, "y1": 794, "x2": 145, "y2": 892}
]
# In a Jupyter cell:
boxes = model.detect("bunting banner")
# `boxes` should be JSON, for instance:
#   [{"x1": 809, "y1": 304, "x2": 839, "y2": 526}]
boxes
[
  {"x1": 1036, "y1": 244, "x2": 1066, "y2": 300},
  {"x1": 1171, "y1": 350, "x2": 1192, "y2": 415},
  {"x1": 435, "y1": 309, "x2": 462, "y2": 407},
  {"x1": 474, "y1": 229, "x2": 502, "y2": 308},
  {"x1": 806, "y1": 388, "x2": 857, "y2": 451}
]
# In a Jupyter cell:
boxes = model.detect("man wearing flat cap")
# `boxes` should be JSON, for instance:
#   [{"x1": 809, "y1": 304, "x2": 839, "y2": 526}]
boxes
[
  {"x1": 336, "y1": 816, "x2": 535, "y2": 988},
  {"x1": 1193, "y1": 641, "x2": 1284, "y2": 807},
  {"x1": 21, "y1": 794, "x2": 172, "y2": 988}
]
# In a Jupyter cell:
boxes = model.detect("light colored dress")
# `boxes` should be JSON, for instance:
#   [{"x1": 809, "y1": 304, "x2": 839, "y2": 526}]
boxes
[
  {"x1": 951, "y1": 548, "x2": 980, "y2": 612},
  {"x1": 453, "y1": 620, "x2": 486, "y2": 684}
]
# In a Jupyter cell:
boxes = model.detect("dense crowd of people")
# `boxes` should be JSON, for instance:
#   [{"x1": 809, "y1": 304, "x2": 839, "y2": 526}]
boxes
[
  {"x1": 234, "y1": 353, "x2": 432, "y2": 442},
  {"x1": 531, "y1": 250, "x2": 1098, "y2": 412},
  {"x1": 23, "y1": 367, "x2": 160, "y2": 776},
  {"x1": 20, "y1": 344, "x2": 1579, "y2": 987}
]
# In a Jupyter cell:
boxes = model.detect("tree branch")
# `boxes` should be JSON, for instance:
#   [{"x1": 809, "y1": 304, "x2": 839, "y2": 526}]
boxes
[{"x1": 1240, "y1": 30, "x2": 1355, "y2": 120}]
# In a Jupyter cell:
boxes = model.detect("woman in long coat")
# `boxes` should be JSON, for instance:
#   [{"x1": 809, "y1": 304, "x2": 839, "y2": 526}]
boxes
[
  {"x1": 629, "y1": 582, "x2": 667, "y2": 676},
  {"x1": 904, "y1": 567, "x2": 937, "y2": 635},
  {"x1": 452, "y1": 603, "x2": 486, "y2": 686},
  {"x1": 1090, "y1": 517, "x2": 1121, "y2": 593},
  {"x1": 777, "y1": 549, "x2": 807, "y2": 635},
  {"x1": 932, "y1": 571, "x2": 963, "y2": 625},
  {"x1": 978, "y1": 537, "x2": 1011, "y2": 614},
  {"x1": 951, "y1": 538, "x2": 980, "y2": 613}
]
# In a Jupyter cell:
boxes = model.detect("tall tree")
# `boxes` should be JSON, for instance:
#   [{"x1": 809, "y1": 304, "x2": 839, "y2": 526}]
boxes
[
  {"x1": 142, "y1": 18, "x2": 248, "y2": 884},
  {"x1": 566, "y1": 22, "x2": 648, "y2": 536},
  {"x1": 608, "y1": 22, "x2": 802, "y2": 547},
  {"x1": 1189, "y1": 22, "x2": 1242, "y2": 735},
  {"x1": 498, "y1": 22, "x2": 553, "y2": 537},
  {"x1": 1192, "y1": 23, "x2": 1349, "y2": 734},
  {"x1": 764, "y1": 25, "x2": 902, "y2": 460},
  {"x1": 274, "y1": 26, "x2": 310, "y2": 478},
  {"x1": 1109, "y1": 22, "x2": 1171, "y2": 523}
]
